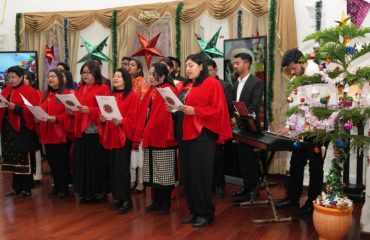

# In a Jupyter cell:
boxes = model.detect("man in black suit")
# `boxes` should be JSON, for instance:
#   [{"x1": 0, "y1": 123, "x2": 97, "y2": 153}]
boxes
[
  {"x1": 206, "y1": 59, "x2": 234, "y2": 198},
  {"x1": 231, "y1": 53, "x2": 264, "y2": 201}
]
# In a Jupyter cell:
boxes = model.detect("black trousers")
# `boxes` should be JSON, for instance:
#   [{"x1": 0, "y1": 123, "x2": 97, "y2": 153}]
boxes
[
  {"x1": 213, "y1": 144, "x2": 225, "y2": 187},
  {"x1": 237, "y1": 143, "x2": 259, "y2": 191},
  {"x1": 74, "y1": 133, "x2": 107, "y2": 199},
  {"x1": 180, "y1": 137, "x2": 216, "y2": 220},
  {"x1": 108, "y1": 141, "x2": 132, "y2": 201},
  {"x1": 12, "y1": 173, "x2": 33, "y2": 192},
  {"x1": 45, "y1": 143, "x2": 69, "y2": 193},
  {"x1": 287, "y1": 142, "x2": 325, "y2": 204}
]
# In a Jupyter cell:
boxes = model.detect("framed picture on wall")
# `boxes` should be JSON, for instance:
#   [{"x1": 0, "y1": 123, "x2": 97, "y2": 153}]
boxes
[{"x1": 223, "y1": 36, "x2": 267, "y2": 130}]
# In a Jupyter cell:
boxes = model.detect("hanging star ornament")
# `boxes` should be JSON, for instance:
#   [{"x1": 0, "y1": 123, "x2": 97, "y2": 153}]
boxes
[
  {"x1": 132, "y1": 33, "x2": 164, "y2": 69},
  {"x1": 335, "y1": 11, "x2": 351, "y2": 26},
  {"x1": 45, "y1": 45, "x2": 54, "y2": 65},
  {"x1": 347, "y1": 0, "x2": 370, "y2": 28},
  {"x1": 78, "y1": 36, "x2": 111, "y2": 63},
  {"x1": 195, "y1": 27, "x2": 224, "y2": 59}
]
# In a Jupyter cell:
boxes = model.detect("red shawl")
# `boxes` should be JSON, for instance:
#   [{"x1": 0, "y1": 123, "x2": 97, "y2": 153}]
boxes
[
  {"x1": 132, "y1": 76, "x2": 149, "y2": 101},
  {"x1": 37, "y1": 90, "x2": 71, "y2": 144},
  {"x1": 73, "y1": 83, "x2": 110, "y2": 138},
  {"x1": 182, "y1": 77, "x2": 232, "y2": 143},
  {"x1": 176, "y1": 81, "x2": 193, "y2": 93},
  {"x1": 0, "y1": 84, "x2": 39, "y2": 132},
  {"x1": 98, "y1": 91, "x2": 140, "y2": 150},
  {"x1": 133, "y1": 83, "x2": 177, "y2": 148}
]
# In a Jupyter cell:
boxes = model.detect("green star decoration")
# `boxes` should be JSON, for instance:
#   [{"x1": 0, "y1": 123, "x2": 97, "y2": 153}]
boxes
[
  {"x1": 195, "y1": 27, "x2": 224, "y2": 59},
  {"x1": 78, "y1": 36, "x2": 111, "y2": 63}
]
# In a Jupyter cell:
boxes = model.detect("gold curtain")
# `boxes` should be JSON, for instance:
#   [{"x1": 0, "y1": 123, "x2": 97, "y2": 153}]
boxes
[
  {"x1": 116, "y1": 14, "x2": 176, "y2": 79},
  {"x1": 21, "y1": 0, "x2": 269, "y2": 33},
  {"x1": 117, "y1": 18, "x2": 140, "y2": 61},
  {"x1": 228, "y1": 8, "x2": 268, "y2": 39},
  {"x1": 69, "y1": 31, "x2": 80, "y2": 82},
  {"x1": 24, "y1": 30, "x2": 47, "y2": 89},
  {"x1": 180, "y1": 19, "x2": 201, "y2": 76}
]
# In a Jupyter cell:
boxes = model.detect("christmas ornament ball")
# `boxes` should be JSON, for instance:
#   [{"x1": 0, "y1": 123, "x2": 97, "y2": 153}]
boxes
[
  {"x1": 292, "y1": 141, "x2": 301, "y2": 150},
  {"x1": 344, "y1": 121, "x2": 353, "y2": 131}
]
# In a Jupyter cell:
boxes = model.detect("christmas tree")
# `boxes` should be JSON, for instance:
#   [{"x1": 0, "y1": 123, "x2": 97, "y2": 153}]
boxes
[{"x1": 285, "y1": 15, "x2": 370, "y2": 208}]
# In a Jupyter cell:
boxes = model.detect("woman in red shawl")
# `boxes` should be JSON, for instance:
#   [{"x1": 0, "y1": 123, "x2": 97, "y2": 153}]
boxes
[
  {"x1": 0, "y1": 66, "x2": 40, "y2": 197},
  {"x1": 67, "y1": 60, "x2": 110, "y2": 203},
  {"x1": 36, "y1": 69, "x2": 70, "y2": 198},
  {"x1": 98, "y1": 68, "x2": 140, "y2": 214},
  {"x1": 167, "y1": 54, "x2": 232, "y2": 227},
  {"x1": 128, "y1": 58, "x2": 148, "y2": 193},
  {"x1": 133, "y1": 63, "x2": 177, "y2": 214}
]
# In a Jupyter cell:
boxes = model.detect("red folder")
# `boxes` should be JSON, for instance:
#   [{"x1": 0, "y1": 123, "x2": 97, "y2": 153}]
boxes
[{"x1": 233, "y1": 101, "x2": 258, "y2": 133}]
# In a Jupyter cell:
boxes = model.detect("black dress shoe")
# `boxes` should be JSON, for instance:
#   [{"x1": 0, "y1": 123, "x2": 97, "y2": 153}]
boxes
[
  {"x1": 275, "y1": 198, "x2": 299, "y2": 208},
  {"x1": 48, "y1": 187, "x2": 58, "y2": 196},
  {"x1": 19, "y1": 190, "x2": 31, "y2": 198},
  {"x1": 118, "y1": 201, "x2": 133, "y2": 214},
  {"x1": 216, "y1": 186, "x2": 226, "y2": 198},
  {"x1": 181, "y1": 214, "x2": 197, "y2": 224},
  {"x1": 112, "y1": 200, "x2": 124, "y2": 210},
  {"x1": 145, "y1": 203, "x2": 161, "y2": 212},
  {"x1": 233, "y1": 187, "x2": 249, "y2": 197},
  {"x1": 233, "y1": 190, "x2": 256, "y2": 201},
  {"x1": 5, "y1": 189, "x2": 20, "y2": 196},
  {"x1": 192, "y1": 217, "x2": 213, "y2": 228},
  {"x1": 295, "y1": 203, "x2": 313, "y2": 217}
]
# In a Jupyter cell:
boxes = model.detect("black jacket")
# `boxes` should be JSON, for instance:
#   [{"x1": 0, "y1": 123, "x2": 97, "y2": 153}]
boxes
[{"x1": 233, "y1": 74, "x2": 264, "y2": 124}]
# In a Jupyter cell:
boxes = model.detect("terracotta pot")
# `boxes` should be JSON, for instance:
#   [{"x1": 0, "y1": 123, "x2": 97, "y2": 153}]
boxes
[{"x1": 313, "y1": 202, "x2": 353, "y2": 240}]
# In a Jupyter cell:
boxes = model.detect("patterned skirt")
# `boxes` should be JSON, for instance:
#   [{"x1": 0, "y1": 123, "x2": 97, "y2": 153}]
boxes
[
  {"x1": 1, "y1": 117, "x2": 30, "y2": 174},
  {"x1": 143, "y1": 147, "x2": 177, "y2": 187}
]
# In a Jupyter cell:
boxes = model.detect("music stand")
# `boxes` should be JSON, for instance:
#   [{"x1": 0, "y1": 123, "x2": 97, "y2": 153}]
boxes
[
  {"x1": 233, "y1": 101, "x2": 292, "y2": 224},
  {"x1": 233, "y1": 101, "x2": 259, "y2": 133}
]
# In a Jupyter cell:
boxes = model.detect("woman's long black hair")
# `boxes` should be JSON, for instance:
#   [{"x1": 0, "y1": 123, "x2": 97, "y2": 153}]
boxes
[
  {"x1": 129, "y1": 58, "x2": 144, "y2": 77},
  {"x1": 42, "y1": 69, "x2": 64, "y2": 102},
  {"x1": 62, "y1": 70, "x2": 74, "y2": 90},
  {"x1": 80, "y1": 60, "x2": 102, "y2": 85},
  {"x1": 113, "y1": 68, "x2": 132, "y2": 99},
  {"x1": 185, "y1": 53, "x2": 209, "y2": 86},
  {"x1": 150, "y1": 62, "x2": 175, "y2": 87}
]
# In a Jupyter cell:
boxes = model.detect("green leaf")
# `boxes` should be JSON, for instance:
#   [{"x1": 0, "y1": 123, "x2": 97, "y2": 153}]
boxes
[
  {"x1": 287, "y1": 74, "x2": 324, "y2": 92},
  {"x1": 311, "y1": 107, "x2": 335, "y2": 120},
  {"x1": 285, "y1": 106, "x2": 302, "y2": 117}
]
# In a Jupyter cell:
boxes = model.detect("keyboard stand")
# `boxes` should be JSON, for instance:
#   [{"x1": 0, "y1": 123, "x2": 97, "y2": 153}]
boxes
[{"x1": 238, "y1": 150, "x2": 292, "y2": 223}]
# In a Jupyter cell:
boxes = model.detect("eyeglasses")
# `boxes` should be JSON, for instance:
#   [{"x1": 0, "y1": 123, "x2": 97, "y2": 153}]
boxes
[
  {"x1": 48, "y1": 75, "x2": 58, "y2": 79},
  {"x1": 81, "y1": 71, "x2": 92, "y2": 75}
]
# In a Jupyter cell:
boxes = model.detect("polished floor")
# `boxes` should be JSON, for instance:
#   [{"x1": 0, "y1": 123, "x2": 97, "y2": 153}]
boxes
[{"x1": 0, "y1": 170, "x2": 363, "y2": 240}]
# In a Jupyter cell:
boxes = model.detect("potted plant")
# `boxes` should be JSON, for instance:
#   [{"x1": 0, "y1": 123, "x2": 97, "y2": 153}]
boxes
[{"x1": 285, "y1": 16, "x2": 370, "y2": 239}]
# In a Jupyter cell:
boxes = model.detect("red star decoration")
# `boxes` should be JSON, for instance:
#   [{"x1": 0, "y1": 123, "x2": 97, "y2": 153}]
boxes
[
  {"x1": 45, "y1": 45, "x2": 54, "y2": 65},
  {"x1": 132, "y1": 33, "x2": 164, "y2": 69}
]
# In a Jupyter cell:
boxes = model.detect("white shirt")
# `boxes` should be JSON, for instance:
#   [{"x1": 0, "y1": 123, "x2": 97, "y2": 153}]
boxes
[{"x1": 236, "y1": 73, "x2": 250, "y2": 101}]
